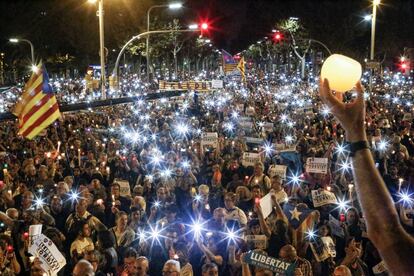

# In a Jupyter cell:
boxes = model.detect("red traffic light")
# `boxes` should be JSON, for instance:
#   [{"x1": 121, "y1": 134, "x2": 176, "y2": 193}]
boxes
[
  {"x1": 273, "y1": 32, "x2": 283, "y2": 43},
  {"x1": 201, "y1": 22, "x2": 209, "y2": 30},
  {"x1": 275, "y1": 33, "x2": 282, "y2": 40}
]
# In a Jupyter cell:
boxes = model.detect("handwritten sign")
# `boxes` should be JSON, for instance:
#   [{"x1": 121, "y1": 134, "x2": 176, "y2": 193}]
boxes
[
  {"x1": 306, "y1": 158, "x2": 328, "y2": 174},
  {"x1": 243, "y1": 251, "x2": 295, "y2": 275},
  {"x1": 29, "y1": 234, "x2": 66, "y2": 276},
  {"x1": 242, "y1": 152, "x2": 260, "y2": 167},
  {"x1": 311, "y1": 190, "x2": 337, "y2": 207},
  {"x1": 245, "y1": 235, "x2": 268, "y2": 250},
  {"x1": 117, "y1": 180, "x2": 131, "y2": 197},
  {"x1": 201, "y1": 132, "x2": 218, "y2": 148}
]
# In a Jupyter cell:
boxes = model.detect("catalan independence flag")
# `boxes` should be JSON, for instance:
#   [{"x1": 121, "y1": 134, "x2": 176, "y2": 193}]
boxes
[
  {"x1": 13, "y1": 63, "x2": 61, "y2": 139},
  {"x1": 222, "y1": 50, "x2": 238, "y2": 74},
  {"x1": 237, "y1": 56, "x2": 246, "y2": 82}
]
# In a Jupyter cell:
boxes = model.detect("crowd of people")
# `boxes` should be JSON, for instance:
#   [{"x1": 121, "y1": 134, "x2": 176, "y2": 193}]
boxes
[{"x1": 0, "y1": 69, "x2": 413, "y2": 276}]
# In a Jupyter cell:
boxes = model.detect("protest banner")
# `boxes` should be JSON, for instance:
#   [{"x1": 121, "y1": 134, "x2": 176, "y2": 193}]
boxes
[
  {"x1": 245, "y1": 137, "x2": 264, "y2": 145},
  {"x1": 245, "y1": 235, "x2": 268, "y2": 250},
  {"x1": 311, "y1": 190, "x2": 337, "y2": 207},
  {"x1": 201, "y1": 132, "x2": 219, "y2": 148},
  {"x1": 242, "y1": 152, "x2": 260, "y2": 167},
  {"x1": 259, "y1": 192, "x2": 273, "y2": 219},
  {"x1": 158, "y1": 80, "x2": 211, "y2": 91},
  {"x1": 29, "y1": 234, "x2": 66, "y2": 276},
  {"x1": 211, "y1": 79, "x2": 224, "y2": 89},
  {"x1": 306, "y1": 158, "x2": 328, "y2": 174},
  {"x1": 328, "y1": 214, "x2": 345, "y2": 238},
  {"x1": 275, "y1": 143, "x2": 286, "y2": 151},
  {"x1": 372, "y1": 261, "x2": 388, "y2": 275},
  {"x1": 268, "y1": 165, "x2": 287, "y2": 180},
  {"x1": 117, "y1": 180, "x2": 131, "y2": 197},
  {"x1": 243, "y1": 251, "x2": 295, "y2": 275}
]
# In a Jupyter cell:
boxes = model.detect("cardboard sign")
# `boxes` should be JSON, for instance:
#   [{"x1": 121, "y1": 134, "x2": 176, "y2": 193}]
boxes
[
  {"x1": 201, "y1": 132, "x2": 218, "y2": 148},
  {"x1": 211, "y1": 79, "x2": 224, "y2": 89},
  {"x1": 245, "y1": 137, "x2": 264, "y2": 145},
  {"x1": 29, "y1": 234, "x2": 66, "y2": 276},
  {"x1": 372, "y1": 261, "x2": 388, "y2": 275},
  {"x1": 259, "y1": 192, "x2": 273, "y2": 219},
  {"x1": 306, "y1": 158, "x2": 328, "y2": 174},
  {"x1": 243, "y1": 251, "x2": 295, "y2": 275},
  {"x1": 117, "y1": 180, "x2": 131, "y2": 197},
  {"x1": 242, "y1": 152, "x2": 260, "y2": 167},
  {"x1": 311, "y1": 190, "x2": 337, "y2": 207},
  {"x1": 268, "y1": 165, "x2": 287, "y2": 180},
  {"x1": 328, "y1": 214, "x2": 345, "y2": 238},
  {"x1": 245, "y1": 235, "x2": 268, "y2": 249}
]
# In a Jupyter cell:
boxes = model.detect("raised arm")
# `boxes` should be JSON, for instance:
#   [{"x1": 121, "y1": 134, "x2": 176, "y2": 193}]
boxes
[{"x1": 319, "y1": 79, "x2": 414, "y2": 275}]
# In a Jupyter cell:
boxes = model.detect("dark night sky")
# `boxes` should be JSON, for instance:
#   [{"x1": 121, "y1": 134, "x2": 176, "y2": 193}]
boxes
[{"x1": 0, "y1": 0, "x2": 413, "y2": 61}]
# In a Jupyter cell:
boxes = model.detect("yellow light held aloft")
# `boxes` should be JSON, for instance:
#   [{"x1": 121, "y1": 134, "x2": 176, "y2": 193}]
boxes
[{"x1": 321, "y1": 54, "x2": 362, "y2": 93}]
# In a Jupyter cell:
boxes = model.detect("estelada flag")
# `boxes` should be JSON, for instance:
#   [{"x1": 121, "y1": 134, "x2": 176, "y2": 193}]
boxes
[
  {"x1": 222, "y1": 49, "x2": 238, "y2": 74},
  {"x1": 237, "y1": 56, "x2": 246, "y2": 82},
  {"x1": 13, "y1": 63, "x2": 61, "y2": 139}
]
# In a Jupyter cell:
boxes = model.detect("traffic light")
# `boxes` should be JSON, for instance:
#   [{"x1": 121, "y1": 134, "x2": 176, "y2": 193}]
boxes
[
  {"x1": 273, "y1": 31, "x2": 283, "y2": 43},
  {"x1": 199, "y1": 21, "x2": 209, "y2": 36},
  {"x1": 399, "y1": 56, "x2": 410, "y2": 73}
]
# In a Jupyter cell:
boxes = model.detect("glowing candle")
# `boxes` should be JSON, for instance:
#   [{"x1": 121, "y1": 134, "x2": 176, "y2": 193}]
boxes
[{"x1": 321, "y1": 54, "x2": 362, "y2": 93}]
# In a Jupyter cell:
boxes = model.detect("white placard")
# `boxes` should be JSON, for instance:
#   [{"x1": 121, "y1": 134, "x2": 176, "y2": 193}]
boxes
[
  {"x1": 306, "y1": 158, "x2": 329, "y2": 174},
  {"x1": 212, "y1": 79, "x2": 224, "y2": 89},
  {"x1": 117, "y1": 180, "x2": 131, "y2": 197},
  {"x1": 372, "y1": 261, "x2": 387, "y2": 274},
  {"x1": 311, "y1": 190, "x2": 337, "y2": 207},
  {"x1": 239, "y1": 121, "x2": 253, "y2": 129},
  {"x1": 29, "y1": 234, "x2": 66, "y2": 276},
  {"x1": 245, "y1": 137, "x2": 264, "y2": 145},
  {"x1": 259, "y1": 192, "x2": 273, "y2": 219},
  {"x1": 268, "y1": 165, "x2": 287, "y2": 180},
  {"x1": 262, "y1": 122, "x2": 274, "y2": 131},
  {"x1": 245, "y1": 235, "x2": 268, "y2": 249},
  {"x1": 242, "y1": 152, "x2": 260, "y2": 167},
  {"x1": 201, "y1": 132, "x2": 218, "y2": 148}
]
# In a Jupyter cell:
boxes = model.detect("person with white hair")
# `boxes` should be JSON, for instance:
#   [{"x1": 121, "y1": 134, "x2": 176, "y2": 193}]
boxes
[
  {"x1": 162, "y1": 259, "x2": 180, "y2": 276},
  {"x1": 73, "y1": 259, "x2": 95, "y2": 276}
]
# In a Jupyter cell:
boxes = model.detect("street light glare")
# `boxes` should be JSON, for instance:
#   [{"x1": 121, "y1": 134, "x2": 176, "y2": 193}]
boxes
[
  {"x1": 364, "y1": 14, "x2": 372, "y2": 21},
  {"x1": 88, "y1": 0, "x2": 97, "y2": 3},
  {"x1": 9, "y1": 38, "x2": 19, "y2": 43},
  {"x1": 188, "y1": 24, "x2": 198, "y2": 30},
  {"x1": 31, "y1": 64, "x2": 39, "y2": 73},
  {"x1": 373, "y1": 0, "x2": 381, "y2": 5},
  {"x1": 168, "y1": 2, "x2": 183, "y2": 9}
]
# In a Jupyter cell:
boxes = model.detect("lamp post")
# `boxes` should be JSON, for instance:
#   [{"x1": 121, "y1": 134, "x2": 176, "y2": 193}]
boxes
[
  {"x1": 9, "y1": 38, "x2": 35, "y2": 65},
  {"x1": 146, "y1": 2, "x2": 183, "y2": 80},
  {"x1": 369, "y1": 0, "x2": 380, "y2": 91},
  {"x1": 113, "y1": 27, "x2": 200, "y2": 83},
  {"x1": 88, "y1": 0, "x2": 106, "y2": 100}
]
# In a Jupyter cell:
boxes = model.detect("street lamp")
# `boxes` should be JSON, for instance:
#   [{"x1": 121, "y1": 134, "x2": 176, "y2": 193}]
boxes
[
  {"x1": 368, "y1": 0, "x2": 381, "y2": 91},
  {"x1": 146, "y1": 2, "x2": 183, "y2": 80},
  {"x1": 370, "y1": 0, "x2": 380, "y2": 61},
  {"x1": 88, "y1": 0, "x2": 106, "y2": 100},
  {"x1": 9, "y1": 38, "x2": 35, "y2": 65}
]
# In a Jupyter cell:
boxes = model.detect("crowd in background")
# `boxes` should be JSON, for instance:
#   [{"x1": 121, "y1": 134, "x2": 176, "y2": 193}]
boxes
[{"x1": 0, "y1": 70, "x2": 413, "y2": 276}]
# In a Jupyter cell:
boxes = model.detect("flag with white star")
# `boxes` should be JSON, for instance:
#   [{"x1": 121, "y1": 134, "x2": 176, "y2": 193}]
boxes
[{"x1": 283, "y1": 203, "x2": 314, "y2": 230}]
